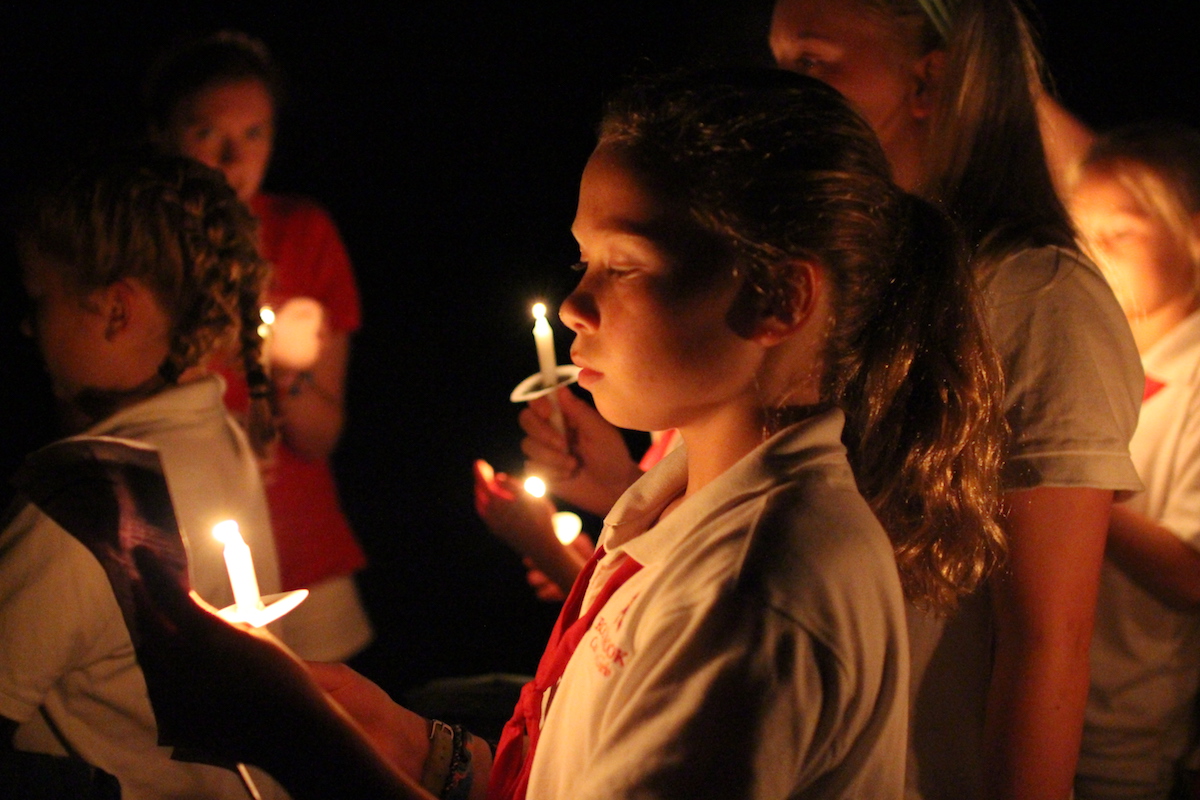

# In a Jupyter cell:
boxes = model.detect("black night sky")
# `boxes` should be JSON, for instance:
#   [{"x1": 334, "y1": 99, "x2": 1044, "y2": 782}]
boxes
[{"x1": 2, "y1": 1, "x2": 1197, "y2": 698}]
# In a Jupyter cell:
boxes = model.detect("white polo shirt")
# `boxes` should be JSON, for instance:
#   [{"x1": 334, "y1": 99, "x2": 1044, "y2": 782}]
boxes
[{"x1": 528, "y1": 409, "x2": 909, "y2": 800}]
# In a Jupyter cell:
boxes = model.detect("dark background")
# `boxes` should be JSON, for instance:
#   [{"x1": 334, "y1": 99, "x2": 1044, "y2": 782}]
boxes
[{"x1": 2, "y1": 1, "x2": 1196, "y2": 699}]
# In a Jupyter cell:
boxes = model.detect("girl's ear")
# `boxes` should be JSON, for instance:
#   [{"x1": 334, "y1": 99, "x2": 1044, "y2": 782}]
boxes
[
  {"x1": 910, "y1": 49, "x2": 947, "y2": 121},
  {"x1": 751, "y1": 260, "x2": 823, "y2": 347},
  {"x1": 100, "y1": 281, "x2": 134, "y2": 341}
]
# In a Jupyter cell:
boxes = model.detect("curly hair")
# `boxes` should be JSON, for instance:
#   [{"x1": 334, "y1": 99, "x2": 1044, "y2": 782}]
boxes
[
  {"x1": 18, "y1": 153, "x2": 276, "y2": 453},
  {"x1": 600, "y1": 68, "x2": 1007, "y2": 611}
]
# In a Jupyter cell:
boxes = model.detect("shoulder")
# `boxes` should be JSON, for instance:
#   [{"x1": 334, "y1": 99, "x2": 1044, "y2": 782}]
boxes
[
  {"x1": 746, "y1": 477, "x2": 902, "y2": 631},
  {"x1": 253, "y1": 192, "x2": 339, "y2": 234}
]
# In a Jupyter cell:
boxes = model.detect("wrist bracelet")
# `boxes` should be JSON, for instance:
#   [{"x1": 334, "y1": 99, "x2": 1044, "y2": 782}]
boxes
[
  {"x1": 441, "y1": 725, "x2": 474, "y2": 800},
  {"x1": 421, "y1": 719, "x2": 455, "y2": 796}
]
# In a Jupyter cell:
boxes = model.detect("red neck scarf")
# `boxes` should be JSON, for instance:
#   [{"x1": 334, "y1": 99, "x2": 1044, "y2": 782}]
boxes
[{"x1": 487, "y1": 545, "x2": 643, "y2": 800}]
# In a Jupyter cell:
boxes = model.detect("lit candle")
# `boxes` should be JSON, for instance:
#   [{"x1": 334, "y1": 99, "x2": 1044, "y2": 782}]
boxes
[
  {"x1": 532, "y1": 303, "x2": 565, "y2": 434},
  {"x1": 258, "y1": 305, "x2": 275, "y2": 374},
  {"x1": 551, "y1": 511, "x2": 582, "y2": 546},
  {"x1": 213, "y1": 520, "x2": 263, "y2": 615},
  {"x1": 532, "y1": 303, "x2": 558, "y2": 391},
  {"x1": 524, "y1": 476, "x2": 547, "y2": 498}
]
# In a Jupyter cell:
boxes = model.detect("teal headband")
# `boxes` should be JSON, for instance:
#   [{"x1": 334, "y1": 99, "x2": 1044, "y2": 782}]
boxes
[{"x1": 916, "y1": 0, "x2": 955, "y2": 41}]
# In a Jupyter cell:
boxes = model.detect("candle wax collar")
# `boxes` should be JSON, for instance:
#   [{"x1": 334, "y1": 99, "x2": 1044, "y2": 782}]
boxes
[
  {"x1": 216, "y1": 588, "x2": 309, "y2": 628},
  {"x1": 510, "y1": 365, "x2": 582, "y2": 403}
]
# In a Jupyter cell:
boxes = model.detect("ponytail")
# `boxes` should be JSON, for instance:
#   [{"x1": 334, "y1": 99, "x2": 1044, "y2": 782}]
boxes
[
  {"x1": 836, "y1": 194, "x2": 1006, "y2": 610},
  {"x1": 600, "y1": 68, "x2": 1007, "y2": 612},
  {"x1": 239, "y1": 293, "x2": 278, "y2": 458}
]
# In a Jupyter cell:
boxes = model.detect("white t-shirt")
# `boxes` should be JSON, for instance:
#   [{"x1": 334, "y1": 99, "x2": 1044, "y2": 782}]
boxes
[
  {"x1": 906, "y1": 246, "x2": 1144, "y2": 800},
  {"x1": 0, "y1": 376, "x2": 290, "y2": 800},
  {"x1": 528, "y1": 409, "x2": 910, "y2": 800},
  {"x1": 1077, "y1": 309, "x2": 1200, "y2": 800}
]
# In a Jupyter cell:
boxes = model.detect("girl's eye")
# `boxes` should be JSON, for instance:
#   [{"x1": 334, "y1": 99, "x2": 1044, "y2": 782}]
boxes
[{"x1": 795, "y1": 55, "x2": 822, "y2": 74}]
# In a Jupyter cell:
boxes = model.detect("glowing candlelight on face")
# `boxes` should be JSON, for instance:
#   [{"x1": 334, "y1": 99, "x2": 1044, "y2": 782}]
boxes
[
  {"x1": 213, "y1": 520, "x2": 263, "y2": 615},
  {"x1": 532, "y1": 303, "x2": 558, "y2": 392},
  {"x1": 551, "y1": 511, "x2": 582, "y2": 546},
  {"x1": 524, "y1": 476, "x2": 547, "y2": 498}
]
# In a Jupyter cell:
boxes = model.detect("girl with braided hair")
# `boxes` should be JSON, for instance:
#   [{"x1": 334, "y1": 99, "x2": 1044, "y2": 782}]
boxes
[
  {"x1": 144, "y1": 31, "x2": 373, "y2": 663},
  {"x1": 0, "y1": 153, "x2": 293, "y2": 799}
]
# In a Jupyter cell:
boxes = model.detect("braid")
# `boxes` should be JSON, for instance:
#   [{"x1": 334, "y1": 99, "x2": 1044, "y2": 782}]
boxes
[{"x1": 19, "y1": 152, "x2": 276, "y2": 454}]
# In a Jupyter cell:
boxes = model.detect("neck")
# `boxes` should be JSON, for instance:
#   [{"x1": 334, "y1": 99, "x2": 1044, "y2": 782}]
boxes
[
  {"x1": 1129, "y1": 292, "x2": 1200, "y2": 353},
  {"x1": 667, "y1": 397, "x2": 823, "y2": 519}
]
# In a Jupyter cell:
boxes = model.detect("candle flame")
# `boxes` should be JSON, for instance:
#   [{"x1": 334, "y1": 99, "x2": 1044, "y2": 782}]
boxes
[
  {"x1": 532, "y1": 302, "x2": 547, "y2": 320},
  {"x1": 552, "y1": 511, "x2": 582, "y2": 545},
  {"x1": 260, "y1": 306, "x2": 276, "y2": 325},
  {"x1": 213, "y1": 519, "x2": 241, "y2": 544},
  {"x1": 524, "y1": 476, "x2": 547, "y2": 498}
]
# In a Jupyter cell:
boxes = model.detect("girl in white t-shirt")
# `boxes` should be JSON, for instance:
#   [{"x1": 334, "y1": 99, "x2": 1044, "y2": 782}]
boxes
[
  {"x1": 126, "y1": 69, "x2": 1006, "y2": 800},
  {"x1": 1070, "y1": 121, "x2": 1200, "y2": 800}
]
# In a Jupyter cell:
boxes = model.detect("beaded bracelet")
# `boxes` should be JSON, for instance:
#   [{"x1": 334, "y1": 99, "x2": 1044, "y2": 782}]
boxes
[{"x1": 441, "y1": 725, "x2": 474, "y2": 800}]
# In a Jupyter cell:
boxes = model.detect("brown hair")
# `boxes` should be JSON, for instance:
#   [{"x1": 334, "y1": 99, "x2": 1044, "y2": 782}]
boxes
[
  {"x1": 600, "y1": 68, "x2": 1006, "y2": 610},
  {"x1": 143, "y1": 30, "x2": 283, "y2": 136},
  {"x1": 18, "y1": 153, "x2": 277, "y2": 454}
]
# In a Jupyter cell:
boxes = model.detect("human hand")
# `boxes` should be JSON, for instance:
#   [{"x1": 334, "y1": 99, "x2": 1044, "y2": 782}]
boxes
[
  {"x1": 131, "y1": 547, "x2": 434, "y2": 799},
  {"x1": 473, "y1": 459, "x2": 590, "y2": 595},
  {"x1": 472, "y1": 459, "x2": 558, "y2": 557},
  {"x1": 309, "y1": 662, "x2": 429, "y2": 781},
  {"x1": 523, "y1": 533, "x2": 595, "y2": 602},
  {"x1": 129, "y1": 546, "x2": 341, "y2": 769},
  {"x1": 519, "y1": 387, "x2": 641, "y2": 517}
]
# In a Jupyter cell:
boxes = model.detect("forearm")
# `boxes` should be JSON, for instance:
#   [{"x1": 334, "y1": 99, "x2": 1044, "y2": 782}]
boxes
[
  {"x1": 256, "y1": 707, "x2": 435, "y2": 800},
  {"x1": 520, "y1": 529, "x2": 589, "y2": 595},
  {"x1": 274, "y1": 369, "x2": 345, "y2": 459},
  {"x1": 984, "y1": 623, "x2": 1092, "y2": 800},
  {"x1": 984, "y1": 487, "x2": 1111, "y2": 800},
  {"x1": 1107, "y1": 504, "x2": 1200, "y2": 609}
]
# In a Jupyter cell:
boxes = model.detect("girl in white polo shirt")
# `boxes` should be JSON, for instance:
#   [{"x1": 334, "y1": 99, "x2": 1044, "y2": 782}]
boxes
[{"x1": 127, "y1": 69, "x2": 1007, "y2": 800}]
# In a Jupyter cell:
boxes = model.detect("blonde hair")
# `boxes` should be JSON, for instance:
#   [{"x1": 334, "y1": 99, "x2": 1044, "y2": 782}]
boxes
[
  {"x1": 1083, "y1": 121, "x2": 1200, "y2": 279},
  {"x1": 19, "y1": 153, "x2": 277, "y2": 454},
  {"x1": 865, "y1": 0, "x2": 1075, "y2": 265}
]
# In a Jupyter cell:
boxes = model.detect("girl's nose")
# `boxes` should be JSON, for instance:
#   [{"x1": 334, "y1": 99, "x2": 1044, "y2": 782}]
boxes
[
  {"x1": 559, "y1": 282, "x2": 598, "y2": 334},
  {"x1": 219, "y1": 138, "x2": 240, "y2": 167}
]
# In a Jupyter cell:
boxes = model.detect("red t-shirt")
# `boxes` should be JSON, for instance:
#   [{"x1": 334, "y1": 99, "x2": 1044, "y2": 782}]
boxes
[{"x1": 220, "y1": 193, "x2": 366, "y2": 589}]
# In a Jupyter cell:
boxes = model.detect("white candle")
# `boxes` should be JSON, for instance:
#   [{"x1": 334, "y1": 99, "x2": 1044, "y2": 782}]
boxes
[
  {"x1": 258, "y1": 305, "x2": 275, "y2": 374},
  {"x1": 531, "y1": 303, "x2": 566, "y2": 434},
  {"x1": 551, "y1": 511, "x2": 582, "y2": 546},
  {"x1": 213, "y1": 520, "x2": 263, "y2": 615},
  {"x1": 532, "y1": 303, "x2": 558, "y2": 392}
]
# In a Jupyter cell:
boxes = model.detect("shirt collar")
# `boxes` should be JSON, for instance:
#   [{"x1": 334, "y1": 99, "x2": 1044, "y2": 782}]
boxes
[{"x1": 600, "y1": 407, "x2": 849, "y2": 568}]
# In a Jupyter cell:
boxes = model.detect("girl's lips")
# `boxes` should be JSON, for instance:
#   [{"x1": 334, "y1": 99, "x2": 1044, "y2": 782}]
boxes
[{"x1": 576, "y1": 366, "x2": 602, "y2": 386}]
